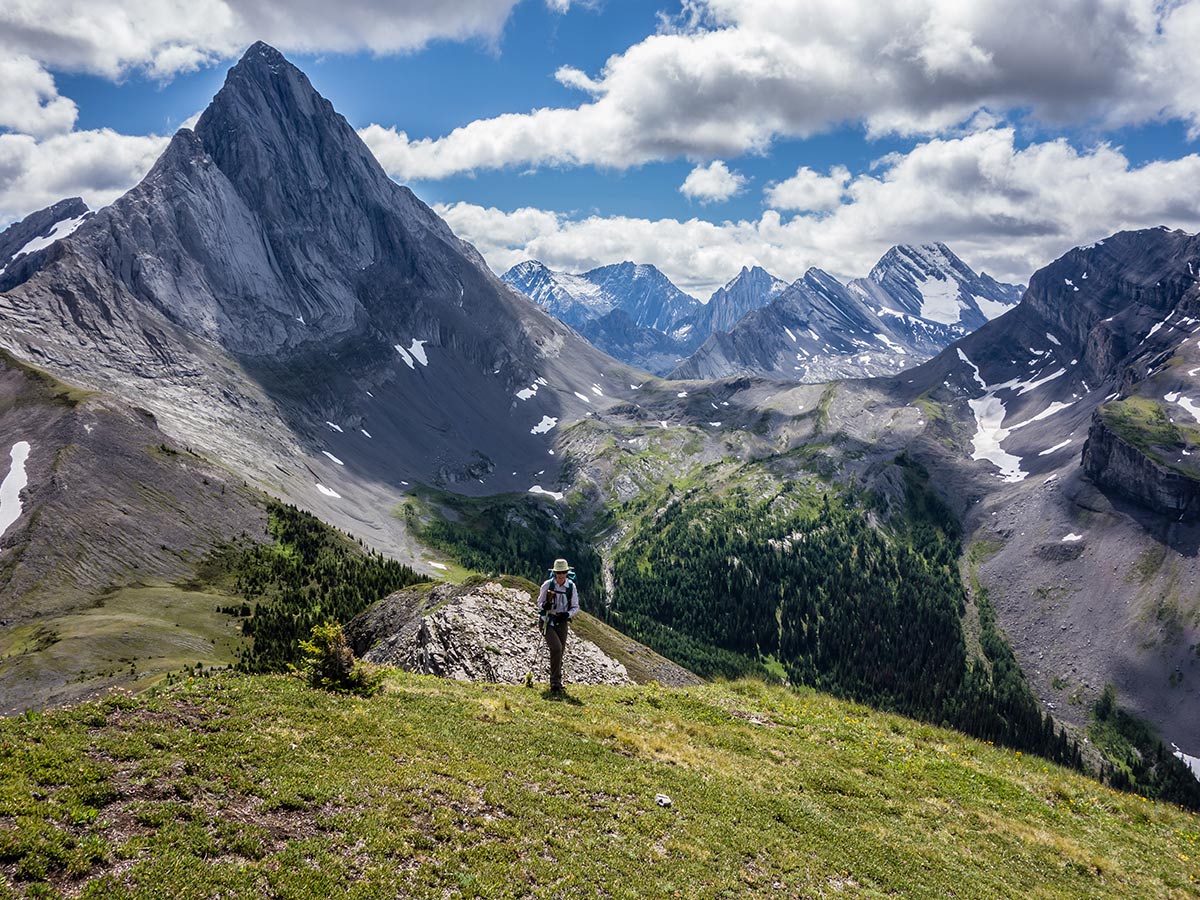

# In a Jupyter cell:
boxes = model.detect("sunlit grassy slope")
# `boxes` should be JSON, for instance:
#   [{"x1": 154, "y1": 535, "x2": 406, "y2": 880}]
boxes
[
  {"x1": 1, "y1": 673, "x2": 1197, "y2": 899},
  {"x1": 0, "y1": 583, "x2": 243, "y2": 700}
]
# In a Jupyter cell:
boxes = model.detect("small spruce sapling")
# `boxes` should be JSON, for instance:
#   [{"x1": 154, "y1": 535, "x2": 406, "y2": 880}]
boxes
[{"x1": 296, "y1": 621, "x2": 384, "y2": 696}]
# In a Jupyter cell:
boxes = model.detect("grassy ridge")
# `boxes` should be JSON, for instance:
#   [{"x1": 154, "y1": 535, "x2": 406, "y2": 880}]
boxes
[
  {"x1": 1, "y1": 673, "x2": 1197, "y2": 899},
  {"x1": 1098, "y1": 398, "x2": 1200, "y2": 477}
]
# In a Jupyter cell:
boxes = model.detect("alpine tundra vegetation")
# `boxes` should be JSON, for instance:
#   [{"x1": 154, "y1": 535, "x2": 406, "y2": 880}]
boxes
[{"x1": 4, "y1": 3, "x2": 1200, "y2": 894}]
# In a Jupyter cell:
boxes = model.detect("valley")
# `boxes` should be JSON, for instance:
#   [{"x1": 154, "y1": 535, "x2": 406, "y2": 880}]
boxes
[{"x1": 1, "y1": 41, "x2": 1199, "y2": 836}]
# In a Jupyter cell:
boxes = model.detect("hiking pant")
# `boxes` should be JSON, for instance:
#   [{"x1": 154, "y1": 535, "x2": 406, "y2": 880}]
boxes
[{"x1": 544, "y1": 619, "x2": 570, "y2": 689}]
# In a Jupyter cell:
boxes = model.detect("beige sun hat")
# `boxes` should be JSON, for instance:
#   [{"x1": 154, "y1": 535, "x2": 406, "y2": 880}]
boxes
[{"x1": 551, "y1": 558, "x2": 570, "y2": 573}]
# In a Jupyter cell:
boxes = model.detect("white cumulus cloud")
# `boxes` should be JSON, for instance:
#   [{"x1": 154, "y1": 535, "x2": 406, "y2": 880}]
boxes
[
  {"x1": 0, "y1": 1, "x2": 522, "y2": 79},
  {"x1": 0, "y1": 56, "x2": 79, "y2": 137},
  {"x1": 360, "y1": 0, "x2": 1197, "y2": 181},
  {"x1": 0, "y1": 130, "x2": 169, "y2": 224},
  {"x1": 680, "y1": 161, "x2": 747, "y2": 203},
  {"x1": 439, "y1": 129, "x2": 1200, "y2": 298},
  {"x1": 765, "y1": 165, "x2": 850, "y2": 212}
]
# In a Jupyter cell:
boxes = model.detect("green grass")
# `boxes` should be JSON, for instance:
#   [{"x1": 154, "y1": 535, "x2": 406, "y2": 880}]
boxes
[
  {"x1": 0, "y1": 584, "x2": 242, "y2": 694},
  {"x1": 1, "y1": 673, "x2": 1196, "y2": 899},
  {"x1": 914, "y1": 395, "x2": 948, "y2": 425},
  {"x1": 0, "y1": 348, "x2": 95, "y2": 408},
  {"x1": 1098, "y1": 398, "x2": 1200, "y2": 477}
]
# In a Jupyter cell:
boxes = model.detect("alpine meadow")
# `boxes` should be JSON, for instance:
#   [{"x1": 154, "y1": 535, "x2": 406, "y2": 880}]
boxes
[{"x1": 3, "y1": 3, "x2": 1200, "y2": 897}]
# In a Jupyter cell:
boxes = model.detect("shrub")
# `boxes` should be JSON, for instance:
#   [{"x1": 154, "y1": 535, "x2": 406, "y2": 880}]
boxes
[{"x1": 296, "y1": 622, "x2": 384, "y2": 697}]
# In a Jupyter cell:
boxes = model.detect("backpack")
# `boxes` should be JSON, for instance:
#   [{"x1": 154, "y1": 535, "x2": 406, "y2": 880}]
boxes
[{"x1": 543, "y1": 574, "x2": 575, "y2": 610}]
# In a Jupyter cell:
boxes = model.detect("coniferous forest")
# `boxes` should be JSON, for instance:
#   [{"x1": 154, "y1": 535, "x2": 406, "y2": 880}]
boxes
[
  {"x1": 213, "y1": 502, "x2": 423, "y2": 672},
  {"x1": 405, "y1": 493, "x2": 602, "y2": 601},
  {"x1": 607, "y1": 456, "x2": 1083, "y2": 770}
]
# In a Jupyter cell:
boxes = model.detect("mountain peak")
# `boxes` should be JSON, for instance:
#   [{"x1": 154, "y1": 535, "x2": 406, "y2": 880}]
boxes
[
  {"x1": 242, "y1": 40, "x2": 288, "y2": 65},
  {"x1": 196, "y1": 42, "x2": 325, "y2": 142},
  {"x1": 505, "y1": 260, "x2": 551, "y2": 277},
  {"x1": 184, "y1": 39, "x2": 443, "y2": 258}
]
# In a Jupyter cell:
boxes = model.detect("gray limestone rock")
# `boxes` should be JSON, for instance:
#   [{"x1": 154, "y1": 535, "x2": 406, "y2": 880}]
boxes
[{"x1": 347, "y1": 580, "x2": 633, "y2": 687}]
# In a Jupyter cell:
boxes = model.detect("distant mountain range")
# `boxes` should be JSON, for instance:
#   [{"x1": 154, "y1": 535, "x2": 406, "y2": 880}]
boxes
[
  {"x1": 503, "y1": 245, "x2": 1023, "y2": 379},
  {"x1": 3, "y1": 41, "x2": 1200, "y2": 786}
]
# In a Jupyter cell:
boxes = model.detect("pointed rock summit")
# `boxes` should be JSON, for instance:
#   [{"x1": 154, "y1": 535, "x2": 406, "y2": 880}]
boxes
[
  {"x1": 0, "y1": 42, "x2": 633, "y2": 539},
  {"x1": 701, "y1": 265, "x2": 788, "y2": 333},
  {"x1": 672, "y1": 244, "x2": 1024, "y2": 381}
]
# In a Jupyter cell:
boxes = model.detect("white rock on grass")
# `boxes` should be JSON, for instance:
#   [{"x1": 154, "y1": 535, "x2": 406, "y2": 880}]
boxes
[{"x1": 357, "y1": 581, "x2": 633, "y2": 687}]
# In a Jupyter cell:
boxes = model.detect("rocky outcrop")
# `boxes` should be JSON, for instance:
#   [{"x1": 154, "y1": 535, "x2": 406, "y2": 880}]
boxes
[
  {"x1": 1082, "y1": 412, "x2": 1200, "y2": 519},
  {"x1": 0, "y1": 198, "x2": 89, "y2": 275},
  {"x1": 346, "y1": 580, "x2": 633, "y2": 687}
]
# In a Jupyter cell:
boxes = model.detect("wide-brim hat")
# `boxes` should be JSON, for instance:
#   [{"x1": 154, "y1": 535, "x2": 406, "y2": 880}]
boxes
[{"x1": 551, "y1": 558, "x2": 570, "y2": 573}]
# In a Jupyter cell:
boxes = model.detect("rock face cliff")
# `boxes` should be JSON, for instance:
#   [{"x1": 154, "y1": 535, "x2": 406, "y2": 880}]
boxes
[
  {"x1": 1082, "y1": 409, "x2": 1200, "y2": 519},
  {"x1": 346, "y1": 580, "x2": 701, "y2": 687},
  {"x1": 0, "y1": 42, "x2": 637, "y2": 559}
]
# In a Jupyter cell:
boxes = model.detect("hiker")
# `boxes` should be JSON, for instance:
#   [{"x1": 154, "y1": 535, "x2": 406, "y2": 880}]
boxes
[{"x1": 538, "y1": 558, "x2": 580, "y2": 693}]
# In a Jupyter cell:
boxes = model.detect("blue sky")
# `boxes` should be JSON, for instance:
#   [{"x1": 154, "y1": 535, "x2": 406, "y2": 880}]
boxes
[{"x1": 3, "y1": 0, "x2": 1200, "y2": 297}]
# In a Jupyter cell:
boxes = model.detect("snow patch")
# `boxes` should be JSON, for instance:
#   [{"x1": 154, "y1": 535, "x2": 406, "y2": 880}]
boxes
[
  {"x1": 8, "y1": 214, "x2": 88, "y2": 264},
  {"x1": 531, "y1": 415, "x2": 558, "y2": 435},
  {"x1": 1039, "y1": 439, "x2": 1072, "y2": 456},
  {"x1": 316, "y1": 483, "x2": 341, "y2": 499},
  {"x1": 0, "y1": 442, "x2": 31, "y2": 540},
  {"x1": 784, "y1": 327, "x2": 797, "y2": 343},
  {"x1": 1045, "y1": 333, "x2": 1061, "y2": 346},
  {"x1": 917, "y1": 276, "x2": 963, "y2": 325},
  {"x1": 429, "y1": 562, "x2": 448, "y2": 571},
  {"x1": 968, "y1": 395, "x2": 1026, "y2": 482},
  {"x1": 1172, "y1": 744, "x2": 1200, "y2": 782},
  {"x1": 407, "y1": 339, "x2": 429, "y2": 366},
  {"x1": 394, "y1": 339, "x2": 429, "y2": 368},
  {"x1": 573, "y1": 391, "x2": 590, "y2": 403},
  {"x1": 528, "y1": 485, "x2": 564, "y2": 501},
  {"x1": 957, "y1": 349, "x2": 986, "y2": 390},
  {"x1": 1061, "y1": 533, "x2": 1083, "y2": 542},
  {"x1": 1178, "y1": 397, "x2": 1200, "y2": 423},
  {"x1": 322, "y1": 451, "x2": 344, "y2": 466},
  {"x1": 1010, "y1": 401, "x2": 1075, "y2": 430},
  {"x1": 361, "y1": 429, "x2": 372, "y2": 438},
  {"x1": 326, "y1": 422, "x2": 343, "y2": 433},
  {"x1": 976, "y1": 297, "x2": 1012, "y2": 320}
]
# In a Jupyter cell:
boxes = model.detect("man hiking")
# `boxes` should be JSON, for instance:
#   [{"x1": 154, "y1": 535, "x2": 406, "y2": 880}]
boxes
[{"x1": 538, "y1": 558, "x2": 580, "y2": 694}]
